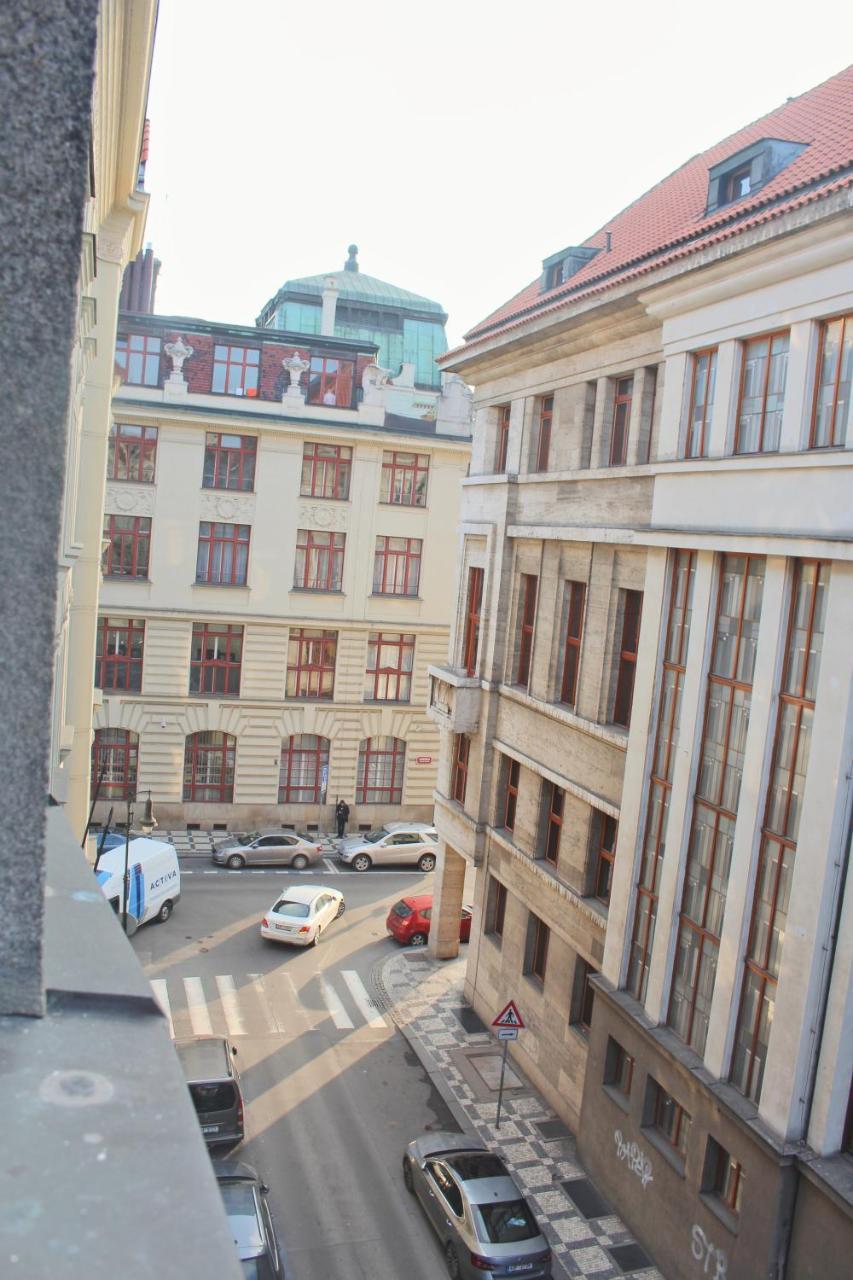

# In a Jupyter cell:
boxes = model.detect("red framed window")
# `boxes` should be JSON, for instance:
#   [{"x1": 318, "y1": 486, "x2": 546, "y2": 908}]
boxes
[
  {"x1": 610, "y1": 376, "x2": 634, "y2": 466},
  {"x1": 373, "y1": 536, "x2": 421, "y2": 596},
  {"x1": 108, "y1": 423, "x2": 157, "y2": 482},
  {"x1": 364, "y1": 632, "x2": 414, "y2": 702},
  {"x1": 279, "y1": 734, "x2": 330, "y2": 803},
  {"x1": 300, "y1": 442, "x2": 352, "y2": 500},
  {"x1": 650, "y1": 1081, "x2": 692, "y2": 1159},
  {"x1": 573, "y1": 959, "x2": 598, "y2": 1032},
  {"x1": 203, "y1": 432, "x2": 257, "y2": 491},
  {"x1": 286, "y1": 628, "x2": 337, "y2": 699},
  {"x1": 380, "y1": 450, "x2": 429, "y2": 506},
  {"x1": 811, "y1": 314, "x2": 852, "y2": 449},
  {"x1": 605, "y1": 1038, "x2": 635, "y2": 1098},
  {"x1": 504, "y1": 758, "x2": 520, "y2": 831},
  {"x1": 307, "y1": 355, "x2": 355, "y2": 407},
  {"x1": 189, "y1": 623, "x2": 243, "y2": 696},
  {"x1": 462, "y1": 567, "x2": 484, "y2": 676},
  {"x1": 487, "y1": 877, "x2": 507, "y2": 937},
  {"x1": 535, "y1": 395, "x2": 553, "y2": 471},
  {"x1": 496, "y1": 404, "x2": 511, "y2": 472},
  {"x1": 103, "y1": 515, "x2": 151, "y2": 578},
  {"x1": 514, "y1": 574, "x2": 537, "y2": 687},
  {"x1": 212, "y1": 344, "x2": 259, "y2": 396},
  {"x1": 559, "y1": 580, "x2": 586, "y2": 707},
  {"x1": 183, "y1": 731, "x2": 235, "y2": 802},
  {"x1": 196, "y1": 522, "x2": 250, "y2": 585},
  {"x1": 543, "y1": 782, "x2": 564, "y2": 864},
  {"x1": 594, "y1": 813, "x2": 618, "y2": 903},
  {"x1": 735, "y1": 332, "x2": 789, "y2": 454},
  {"x1": 612, "y1": 590, "x2": 643, "y2": 727},
  {"x1": 91, "y1": 728, "x2": 138, "y2": 800},
  {"x1": 115, "y1": 333, "x2": 161, "y2": 386},
  {"x1": 705, "y1": 1139, "x2": 744, "y2": 1216},
  {"x1": 356, "y1": 736, "x2": 406, "y2": 804},
  {"x1": 293, "y1": 529, "x2": 345, "y2": 591},
  {"x1": 685, "y1": 349, "x2": 718, "y2": 459},
  {"x1": 451, "y1": 735, "x2": 470, "y2": 805},
  {"x1": 527, "y1": 914, "x2": 550, "y2": 983},
  {"x1": 95, "y1": 616, "x2": 144, "y2": 691}
]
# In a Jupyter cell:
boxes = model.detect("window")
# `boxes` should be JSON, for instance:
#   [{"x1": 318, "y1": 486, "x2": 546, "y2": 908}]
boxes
[
  {"x1": 571, "y1": 959, "x2": 598, "y2": 1033},
  {"x1": 594, "y1": 814, "x2": 618, "y2": 904},
  {"x1": 95, "y1": 617, "x2": 144, "y2": 691},
  {"x1": 286, "y1": 628, "x2": 337, "y2": 699},
  {"x1": 307, "y1": 355, "x2": 355, "y2": 407},
  {"x1": 559, "y1": 580, "x2": 586, "y2": 707},
  {"x1": 108, "y1": 423, "x2": 157, "y2": 482},
  {"x1": 703, "y1": 1139, "x2": 744, "y2": 1216},
  {"x1": 278, "y1": 734, "x2": 330, "y2": 803},
  {"x1": 373, "y1": 536, "x2": 421, "y2": 596},
  {"x1": 525, "y1": 913, "x2": 550, "y2": 984},
  {"x1": 612, "y1": 590, "x2": 643, "y2": 727},
  {"x1": 91, "y1": 728, "x2": 138, "y2": 799},
  {"x1": 534, "y1": 396, "x2": 553, "y2": 471},
  {"x1": 364, "y1": 631, "x2": 414, "y2": 702},
  {"x1": 356, "y1": 736, "x2": 406, "y2": 804},
  {"x1": 379, "y1": 451, "x2": 429, "y2": 506},
  {"x1": 542, "y1": 782, "x2": 563, "y2": 864},
  {"x1": 451, "y1": 735, "x2": 470, "y2": 805},
  {"x1": 115, "y1": 333, "x2": 161, "y2": 386},
  {"x1": 426, "y1": 1163, "x2": 464, "y2": 1219},
  {"x1": 300, "y1": 442, "x2": 352, "y2": 500},
  {"x1": 294, "y1": 529, "x2": 345, "y2": 592},
  {"x1": 685, "y1": 350, "x2": 717, "y2": 459},
  {"x1": 202, "y1": 433, "x2": 257, "y2": 491},
  {"x1": 495, "y1": 404, "x2": 511, "y2": 472},
  {"x1": 604, "y1": 1038, "x2": 635, "y2": 1099},
  {"x1": 486, "y1": 877, "x2": 507, "y2": 937},
  {"x1": 102, "y1": 515, "x2": 151, "y2": 578},
  {"x1": 731, "y1": 560, "x2": 827, "y2": 1103},
  {"x1": 183, "y1": 731, "x2": 236, "y2": 802},
  {"x1": 811, "y1": 314, "x2": 852, "y2": 449},
  {"x1": 195, "y1": 522, "x2": 250, "y2": 585},
  {"x1": 735, "y1": 332, "x2": 789, "y2": 454},
  {"x1": 460, "y1": 566, "x2": 484, "y2": 677},
  {"x1": 648, "y1": 1080, "x2": 692, "y2": 1161},
  {"x1": 609, "y1": 377, "x2": 633, "y2": 466},
  {"x1": 189, "y1": 623, "x2": 243, "y2": 696},
  {"x1": 503, "y1": 758, "x2": 520, "y2": 832},
  {"x1": 669, "y1": 555, "x2": 765, "y2": 1056},
  {"x1": 722, "y1": 162, "x2": 752, "y2": 203},
  {"x1": 514, "y1": 574, "x2": 537, "y2": 687},
  {"x1": 211, "y1": 344, "x2": 259, "y2": 396}
]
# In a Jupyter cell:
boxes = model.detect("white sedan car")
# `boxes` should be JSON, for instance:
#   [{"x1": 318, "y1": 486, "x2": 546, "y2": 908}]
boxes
[{"x1": 260, "y1": 885, "x2": 345, "y2": 947}]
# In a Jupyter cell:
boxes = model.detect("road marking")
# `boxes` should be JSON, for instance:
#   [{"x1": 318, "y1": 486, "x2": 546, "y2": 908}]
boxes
[
  {"x1": 341, "y1": 970, "x2": 387, "y2": 1029},
  {"x1": 246, "y1": 973, "x2": 280, "y2": 1034},
  {"x1": 150, "y1": 978, "x2": 174, "y2": 1037},
  {"x1": 183, "y1": 976, "x2": 214, "y2": 1036},
  {"x1": 318, "y1": 972, "x2": 354, "y2": 1029},
  {"x1": 322, "y1": 858, "x2": 339, "y2": 874},
  {"x1": 215, "y1": 974, "x2": 247, "y2": 1037}
]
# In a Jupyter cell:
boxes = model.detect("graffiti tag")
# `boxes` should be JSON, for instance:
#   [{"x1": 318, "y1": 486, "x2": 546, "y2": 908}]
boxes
[
  {"x1": 613, "y1": 1129, "x2": 654, "y2": 1188},
  {"x1": 691, "y1": 1225, "x2": 727, "y2": 1278}
]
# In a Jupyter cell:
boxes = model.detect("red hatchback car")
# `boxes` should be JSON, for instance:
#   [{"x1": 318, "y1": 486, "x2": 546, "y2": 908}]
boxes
[{"x1": 386, "y1": 895, "x2": 472, "y2": 947}]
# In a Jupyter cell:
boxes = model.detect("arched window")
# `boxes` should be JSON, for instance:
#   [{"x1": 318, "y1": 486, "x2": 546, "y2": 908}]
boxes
[
  {"x1": 91, "y1": 728, "x2": 139, "y2": 800},
  {"x1": 279, "y1": 735, "x2": 330, "y2": 804},
  {"x1": 356, "y1": 736, "x2": 405, "y2": 805},
  {"x1": 183, "y1": 731, "x2": 235, "y2": 802}
]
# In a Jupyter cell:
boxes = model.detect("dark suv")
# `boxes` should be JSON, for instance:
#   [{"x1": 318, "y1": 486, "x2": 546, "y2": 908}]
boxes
[
  {"x1": 214, "y1": 1160, "x2": 283, "y2": 1278},
  {"x1": 175, "y1": 1036, "x2": 244, "y2": 1149}
]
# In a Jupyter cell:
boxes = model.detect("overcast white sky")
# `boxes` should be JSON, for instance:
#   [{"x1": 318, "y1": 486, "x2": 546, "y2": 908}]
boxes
[{"x1": 143, "y1": 1, "x2": 851, "y2": 347}]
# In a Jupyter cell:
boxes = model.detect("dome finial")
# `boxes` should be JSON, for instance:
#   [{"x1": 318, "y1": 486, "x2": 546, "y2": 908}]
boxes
[{"x1": 345, "y1": 244, "x2": 359, "y2": 272}]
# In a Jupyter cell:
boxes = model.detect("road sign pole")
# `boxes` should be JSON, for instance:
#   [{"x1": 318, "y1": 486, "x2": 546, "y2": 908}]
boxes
[{"x1": 495, "y1": 1039, "x2": 509, "y2": 1130}]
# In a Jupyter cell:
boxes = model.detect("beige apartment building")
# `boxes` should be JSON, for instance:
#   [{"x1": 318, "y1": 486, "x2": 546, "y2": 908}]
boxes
[{"x1": 428, "y1": 68, "x2": 853, "y2": 1278}]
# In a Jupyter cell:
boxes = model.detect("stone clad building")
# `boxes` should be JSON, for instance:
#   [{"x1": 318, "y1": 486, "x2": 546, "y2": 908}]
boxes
[{"x1": 428, "y1": 67, "x2": 853, "y2": 1278}]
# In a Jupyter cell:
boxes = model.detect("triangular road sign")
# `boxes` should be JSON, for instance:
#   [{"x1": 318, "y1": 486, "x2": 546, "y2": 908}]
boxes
[{"x1": 492, "y1": 1000, "x2": 525, "y2": 1030}]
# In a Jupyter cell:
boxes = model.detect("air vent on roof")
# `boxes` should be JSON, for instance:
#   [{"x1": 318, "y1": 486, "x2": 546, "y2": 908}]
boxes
[
  {"x1": 540, "y1": 244, "x2": 601, "y2": 293},
  {"x1": 706, "y1": 137, "x2": 808, "y2": 215}
]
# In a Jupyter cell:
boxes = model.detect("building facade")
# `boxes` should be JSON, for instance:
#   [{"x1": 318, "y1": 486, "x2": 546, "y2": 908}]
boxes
[
  {"x1": 428, "y1": 68, "x2": 853, "y2": 1278},
  {"x1": 93, "y1": 313, "x2": 471, "y2": 831}
]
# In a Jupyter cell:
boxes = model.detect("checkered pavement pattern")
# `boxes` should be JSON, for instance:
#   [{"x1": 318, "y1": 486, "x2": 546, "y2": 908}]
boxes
[{"x1": 376, "y1": 951, "x2": 664, "y2": 1280}]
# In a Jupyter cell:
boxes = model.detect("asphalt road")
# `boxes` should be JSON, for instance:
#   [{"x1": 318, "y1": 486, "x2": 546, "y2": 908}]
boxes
[{"x1": 131, "y1": 862, "x2": 462, "y2": 1279}]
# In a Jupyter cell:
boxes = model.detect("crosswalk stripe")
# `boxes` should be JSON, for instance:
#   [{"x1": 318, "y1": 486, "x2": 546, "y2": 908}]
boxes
[
  {"x1": 322, "y1": 858, "x2": 338, "y2": 873},
  {"x1": 318, "y1": 972, "x2": 354, "y2": 1029},
  {"x1": 150, "y1": 978, "x2": 174, "y2": 1037},
  {"x1": 183, "y1": 976, "x2": 213, "y2": 1036},
  {"x1": 215, "y1": 974, "x2": 247, "y2": 1037},
  {"x1": 341, "y1": 970, "x2": 387, "y2": 1028},
  {"x1": 248, "y1": 972, "x2": 287, "y2": 1034}
]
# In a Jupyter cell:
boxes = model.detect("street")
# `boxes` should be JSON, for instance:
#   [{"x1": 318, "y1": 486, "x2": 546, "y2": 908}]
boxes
[{"x1": 132, "y1": 862, "x2": 462, "y2": 1279}]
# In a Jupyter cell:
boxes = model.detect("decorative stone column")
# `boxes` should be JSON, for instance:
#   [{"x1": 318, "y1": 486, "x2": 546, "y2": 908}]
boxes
[
  {"x1": 429, "y1": 842, "x2": 467, "y2": 960},
  {"x1": 282, "y1": 351, "x2": 309, "y2": 403}
]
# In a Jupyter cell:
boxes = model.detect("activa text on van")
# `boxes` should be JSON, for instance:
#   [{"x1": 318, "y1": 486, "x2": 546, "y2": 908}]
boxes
[{"x1": 95, "y1": 837, "x2": 181, "y2": 934}]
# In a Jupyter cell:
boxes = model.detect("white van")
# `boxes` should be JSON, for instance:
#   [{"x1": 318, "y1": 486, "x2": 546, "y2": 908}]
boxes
[{"x1": 94, "y1": 837, "x2": 181, "y2": 934}]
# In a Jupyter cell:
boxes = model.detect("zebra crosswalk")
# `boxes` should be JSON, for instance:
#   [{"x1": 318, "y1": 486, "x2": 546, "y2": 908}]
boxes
[{"x1": 148, "y1": 968, "x2": 389, "y2": 1040}]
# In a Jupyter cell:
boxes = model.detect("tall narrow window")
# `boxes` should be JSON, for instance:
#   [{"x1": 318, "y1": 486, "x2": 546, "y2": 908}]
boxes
[
  {"x1": 364, "y1": 632, "x2": 414, "y2": 702},
  {"x1": 542, "y1": 782, "x2": 564, "y2": 864},
  {"x1": 379, "y1": 451, "x2": 429, "y2": 506},
  {"x1": 811, "y1": 314, "x2": 852, "y2": 449},
  {"x1": 451, "y1": 735, "x2": 470, "y2": 805},
  {"x1": 735, "y1": 332, "x2": 789, "y2": 454},
  {"x1": 526, "y1": 914, "x2": 550, "y2": 983},
  {"x1": 373, "y1": 536, "x2": 421, "y2": 596},
  {"x1": 647, "y1": 1080, "x2": 691, "y2": 1161},
  {"x1": 356, "y1": 736, "x2": 405, "y2": 804},
  {"x1": 487, "y1": 877, "x2": 507, "y2": 937},
  {"x1": 612, "y1": 590, "x2": 643, "y2": 727},
  {"x1": 286, "y1": 629, "x2": 337, "y2": 699},
  {"x1": 572, "y1": 959, "x2": 598, "y2": 1032},
  {"x1": 91, "y1": 729, "x2": 138, "y2": 800},
  {"x1": 102, "y1": 515, "x2": 151, "y2": 578},
  {"x1": 609, "y1": 376, "x2": 633, "y2": 466},
  {"x1": 279, "y1": 735, "x2": 330, "y2": 803},
  {"x1": 115, "y1": 333, "x2": 161, "y2": 386},
  {"x1": 300, "y1": 442, "x2": 352, "y2": 499},
  {"x1": 95, "y1": 617, "x2": 144, "y2": 691},
  {"x1": 495, "y1": 404, "x2": 511, "y2": 472},
  {"x1": 685, "y1": 350, "x2": 718, "y2": 459},
  {"x1": 294, "y1": 529, "x2": 345, "y2": 591},
  {"x1": 212, "y1": 344, "x2": 259, "y2": 396},
  {"x1": 627, "y1": 551, "x2": 696, "y2": 1002},
  {"x1": 559, "y1": 580, "x2": 586, "y2": 707},
  {"x1": 203, "y1": 432, "x2": 257, "y2": 491},
  {"x1": 535, "y1": 396, "x2": 553, "y2": 471},
  {"x1": 462, "y1": 567, "x2": 484, "y2": 676},
  {"x1": 307, "y1": 355, "x2": 355, "y2": 407},
  {"x1": 189, "y1": 623, "x2": 243, "y2": 696},
  {"x1": 196, "y1": 522, "x2": 250, "y2": 585},
  {"x1": 594, "y1": 814, "x2": 618, "y2": 904},
  {"x1": 108, "y1": 423, "x2": 157, "y2": 482},
  {"x1": 514, "y1": 574, "x2": 537, "y2": 687},
  {"x1": 504, "y1": 759, "x2": 520, "y2": 831},
  {"x1": 703, "y1": 1139, "x2": 744, "y2": 1217},
  {"x1": 183, "y1": 731, "x2": 236, "y2": 802},
  {"x1": 731, "y1": 560, "x2": 828, "y2": 1103},
  {"x1": 669, "y1": 555, "x2": 765, "y2": 1056}
]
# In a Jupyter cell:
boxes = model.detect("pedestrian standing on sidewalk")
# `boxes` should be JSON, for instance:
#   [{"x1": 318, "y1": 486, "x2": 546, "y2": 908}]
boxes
[{"x1": 335, "y1": 799, "x2": 350, "y2": 839}]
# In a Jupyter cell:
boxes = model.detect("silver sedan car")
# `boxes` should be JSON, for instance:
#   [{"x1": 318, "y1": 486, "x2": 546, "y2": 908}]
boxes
[
  {"x1": 212, "y1": 830, "x2": 325, "y2": 870},
  {"x1": 403, "y1": 1132, "x2": 552, "y2": 1278}
]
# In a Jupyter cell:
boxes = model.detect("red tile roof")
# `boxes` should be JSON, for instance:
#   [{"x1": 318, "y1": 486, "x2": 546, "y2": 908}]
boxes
[{"x1": 454, "y1": 65, "x2": 853, "y2": 355}]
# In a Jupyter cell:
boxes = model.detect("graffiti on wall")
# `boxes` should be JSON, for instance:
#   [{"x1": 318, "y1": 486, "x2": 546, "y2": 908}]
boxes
[
  {"x1": 691, "y1": 1225, "x2": 727, "y2": 1278},
  {"x1": 613, "y1": 1129, "x2": 654, "y2": 1188}
]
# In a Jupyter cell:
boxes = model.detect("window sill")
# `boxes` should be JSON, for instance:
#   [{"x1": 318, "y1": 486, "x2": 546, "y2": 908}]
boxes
[
  {"x1": 107, "y1": 478, "x2": 155, "y2": 485},
  {"x1": 363, "y1": 698, "x2": 413, "y2": 706},
  {"x1": 699, "y1": 1191, "x2": 740, "y2": 1237},
  {"x1": 192, "y1": 581, "x2": 250, "y2": 589},
  {"x1": 284, "y1": 694, "x2": 335, "y2": 701},
  {"x1": 370, "y1": 593, "x2": 422, "y2": 601},
  {"x1": 201, "y1": 483, "x2": 255, "y2": 494},
  {"x1": 104, "y1": 575, "x2": 151, "y2": 582},
  {"x1": 523, "y1": 972, "x2": 546, "y2": 993},
  {"x1": 299, "y1": 494, "x2": 350, "y2": 502},
  {"x1": 642, "y1": 1126, "x2": 687, "y2": 1177},
  {"x1": 188, "y1": 692, "x2": 242, "y2": 699},
  {"x1": 289, "y1": 586, "x2": 344, "y2": 595},
  {"x1": 378, "y1": 501, "x2": 428, "y2": 510},
  {"x1": 602, "y1": 1082, "x2": 631, "y2": 1114}
]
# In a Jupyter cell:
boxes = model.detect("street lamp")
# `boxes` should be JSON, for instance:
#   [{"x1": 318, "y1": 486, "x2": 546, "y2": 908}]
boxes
[
  {"x1": 122, "y1": 795, "x2": 134, "y2": 936},
  {"x1": 140, "y1": 788, "x2": 157, "y2": 834}
]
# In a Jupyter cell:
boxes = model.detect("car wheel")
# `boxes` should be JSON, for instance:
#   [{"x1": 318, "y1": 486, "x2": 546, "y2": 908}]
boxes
[
  {"x1": 418, "y1": 853, "x2": 437, "y2": 873},
  {"x1": 352, "y1": 854, "x2": 372, "y2": 872},
  {"x1": 311, "y1": 929, "x2": 321, "y2": 946},
  {"x1": 408, "y1": 932, "x2": 428, "y2": 947},
  {"x1": 402, "y1": 1157, "x2": 414, "y2": 1193},
  {"x1": 291, "y1": 853, "x2": 309, "y2": 870},
  {"x1": 156, "y1": 900, "x2": 173, "y2": 923},
  {"x1": 226, "y1": 854, "x2": 245, "y2": 869},
  {"x1": 444, "y1": 1242, "x2": 461, "y2": 1279},
  {"x1": 335, "y1": 898, "x2": 346, "y2": 918}
]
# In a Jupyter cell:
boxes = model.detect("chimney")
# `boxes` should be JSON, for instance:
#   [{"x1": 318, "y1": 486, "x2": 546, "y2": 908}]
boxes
[{"x1": 321, "y1": 275, "x2": 339, "y2": 336}]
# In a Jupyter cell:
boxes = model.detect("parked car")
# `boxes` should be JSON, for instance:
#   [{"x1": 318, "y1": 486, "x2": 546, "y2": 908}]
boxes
[
  {"x1": 175, "y1": 1036, "x2": 244, "y2": 1149},
  {"x1": 386, "y1": 895, "x2": 472, "y2": 947},
  {"x1": 260, "y1": 885, "x2": 345, "y2": 947},
  {"x1": 403, "y1": 1132, "x2": 552, "y2": 1279},
  {"x1": 338, "y1": 823, "x2": 438, "y2": 872},
  {"x1": 213, "y1": 1159, "x2": 283, "y2": 1279},
  {"x1": 213, "y1": 830, "x2": 324, "y2": 870}
]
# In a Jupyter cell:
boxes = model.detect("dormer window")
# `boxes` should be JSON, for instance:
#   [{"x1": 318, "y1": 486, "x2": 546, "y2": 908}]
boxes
[
  {"x1": 541, "y1": 244, "x2": 601, "y2": 294},
  {"x1": 706, "y1": 137, "x2": 808, "y2": 215}
]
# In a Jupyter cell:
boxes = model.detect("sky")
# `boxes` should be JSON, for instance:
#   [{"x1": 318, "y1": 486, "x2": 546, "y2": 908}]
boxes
[{"x1": 143, "y1": 0, "x2": 852, "y2": 348}]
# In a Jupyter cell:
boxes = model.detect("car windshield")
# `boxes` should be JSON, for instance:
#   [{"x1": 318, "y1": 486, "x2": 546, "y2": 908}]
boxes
[
  {"x1": 272, "y1": 899, "x2": 310, "y2": 918},
  {"x1": 476, "y1": 1199, "x2": 539, "y2": 1244},
  {"x1": 391, "y1": 901, "x2": 414, "y2": 919},
  {"x1": 189, "y1": 1082, "x2": 235, "y2": 1114},
  {"x1": 363, "y1": 829, "x2": 387, "y2": 843}
]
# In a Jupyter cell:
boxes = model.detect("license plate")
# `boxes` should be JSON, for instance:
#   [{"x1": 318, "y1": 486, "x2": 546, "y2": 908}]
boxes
[
  {"x1": 202, "y1": 1125, "x2": 220, "y2": 1134},
  {"x1": 275, "y1": 923, "x2": 292, "y2": 932},
  {"x1": 507, "y1": 1266, "x2": 534, "y2": 1275}
]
